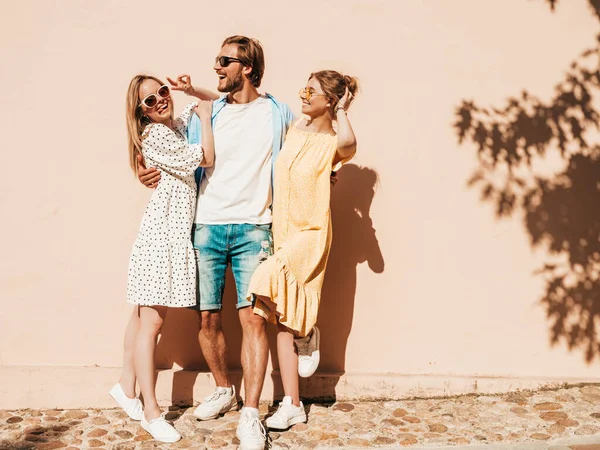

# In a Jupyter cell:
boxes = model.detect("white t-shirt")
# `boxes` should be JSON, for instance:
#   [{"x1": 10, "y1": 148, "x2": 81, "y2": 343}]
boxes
[{"x1": 195, "y1": 95, "x2": 273, "y2": 224}]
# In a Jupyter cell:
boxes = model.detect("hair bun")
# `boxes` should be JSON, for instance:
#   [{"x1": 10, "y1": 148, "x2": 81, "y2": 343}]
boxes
[{"x1": 343, "y1": 75, "x2": 359, "y2": 98}]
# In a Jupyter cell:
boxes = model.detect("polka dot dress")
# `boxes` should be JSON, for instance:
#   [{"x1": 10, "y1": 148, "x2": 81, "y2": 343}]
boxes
[{"x1": 127, "y1": 102, "x2": 203, "y2": 307}]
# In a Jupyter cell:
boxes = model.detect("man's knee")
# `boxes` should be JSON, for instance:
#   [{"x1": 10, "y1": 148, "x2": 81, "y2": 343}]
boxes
[
  {"x1": 239, "y1": 307, "x2": 266, "y2": 334},
  {"x1": 199, "y1": 310, "x2": 223, "y2": 334}
]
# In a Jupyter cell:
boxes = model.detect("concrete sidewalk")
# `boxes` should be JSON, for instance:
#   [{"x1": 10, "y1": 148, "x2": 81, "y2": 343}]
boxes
[{"x1": 2, "y1": 385, "x2": 600, "y2": 449}]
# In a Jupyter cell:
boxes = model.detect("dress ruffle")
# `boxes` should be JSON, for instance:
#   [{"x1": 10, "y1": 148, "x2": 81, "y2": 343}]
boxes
[
  {"x1": 248, "y1": 253, "x2": 320, "y2": 337},
  {"x1": 127, "y1": 239, "x2": 197, "y2": 307}
]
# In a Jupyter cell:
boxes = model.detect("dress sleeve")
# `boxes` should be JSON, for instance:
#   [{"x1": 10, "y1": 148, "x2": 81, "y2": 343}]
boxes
[
  {"x1": 173, "y1": 101, "x2": 198, "y2": 136},
  {"x1": 141, "y1": 123, "x2": 204, "y2": 179}
]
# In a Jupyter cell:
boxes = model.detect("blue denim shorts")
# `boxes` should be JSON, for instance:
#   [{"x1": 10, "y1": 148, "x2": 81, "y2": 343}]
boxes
[{"x1": 191, "y1": 223, "x2": 273, "y2": 311}]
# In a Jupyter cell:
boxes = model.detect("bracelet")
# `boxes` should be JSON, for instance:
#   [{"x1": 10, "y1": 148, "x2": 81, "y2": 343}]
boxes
[{"x1": 335, "y1": 105, "x2": 346, "y2": 113}]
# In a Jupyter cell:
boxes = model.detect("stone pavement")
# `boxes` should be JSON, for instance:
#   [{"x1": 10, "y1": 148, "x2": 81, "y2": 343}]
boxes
[{"x1": 2, "y1": 385, "x2": 600, "y2": 449}]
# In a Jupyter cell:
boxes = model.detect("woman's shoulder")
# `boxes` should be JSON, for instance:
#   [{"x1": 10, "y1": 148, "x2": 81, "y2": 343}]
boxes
[
  {"x1": 292, "y1": 119, "x2": 336, "y2": 139},
  {"x1": 141, "y1": 123, "x2": 180, "y2": 155},
  {"x1": 142, "y1": 123, "x2": 173, "y2": 140},
  {"x1": 178, "y1": 101, "x2": 198, "y2": 123}
]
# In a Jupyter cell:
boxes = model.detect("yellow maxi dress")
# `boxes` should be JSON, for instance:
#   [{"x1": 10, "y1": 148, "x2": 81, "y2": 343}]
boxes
[{"x1": 247, "y1": 124, "x2": 354, "y2": 337}]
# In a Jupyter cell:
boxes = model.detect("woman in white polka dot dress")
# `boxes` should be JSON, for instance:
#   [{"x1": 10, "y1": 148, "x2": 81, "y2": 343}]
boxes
[{"x1": 109, "y1": 74, "x2": 216, "y2": 443}]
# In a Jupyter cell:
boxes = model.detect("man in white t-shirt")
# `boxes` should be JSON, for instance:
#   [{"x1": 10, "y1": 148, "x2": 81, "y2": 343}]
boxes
[{"x1": 139, "y1": 36, "x2": 294, "y2": 450}]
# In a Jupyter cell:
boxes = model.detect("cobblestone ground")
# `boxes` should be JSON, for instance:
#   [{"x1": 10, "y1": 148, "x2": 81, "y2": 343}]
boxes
[{"x1": 2, "y1": 386, "x2": 600, "y2": 449}]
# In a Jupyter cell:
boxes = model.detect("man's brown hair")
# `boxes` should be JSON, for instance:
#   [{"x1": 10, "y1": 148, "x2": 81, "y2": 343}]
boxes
[{"x1": 222, "y1": 35, "x2": 265, "y2": 88}]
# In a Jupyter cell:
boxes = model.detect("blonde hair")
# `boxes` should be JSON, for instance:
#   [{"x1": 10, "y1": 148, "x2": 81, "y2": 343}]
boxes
[
  {"x1": 125, "y1": 74, "x2": 167, "y2": 174},
  {"x1": 309, "y1": 70, "x2": 359, "y2": 116}
]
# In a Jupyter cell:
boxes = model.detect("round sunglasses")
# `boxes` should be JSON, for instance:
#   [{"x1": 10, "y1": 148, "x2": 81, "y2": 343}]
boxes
[
  {"x1": 299, "y1": 87, "x2": 327, "y2": 102},
  {"x1": 139, "y1": 85, "x2": 170, "y2": 108}
]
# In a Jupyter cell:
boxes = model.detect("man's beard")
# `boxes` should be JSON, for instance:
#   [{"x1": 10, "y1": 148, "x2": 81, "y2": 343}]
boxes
[{"x1": 218, "y1": 72, "x2": 244, "y2": 93}]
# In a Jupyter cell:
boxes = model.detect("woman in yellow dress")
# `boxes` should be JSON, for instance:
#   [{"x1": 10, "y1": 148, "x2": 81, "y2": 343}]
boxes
[{"x1": 247, "y1": 70, "x2": 358, "y2": 429}]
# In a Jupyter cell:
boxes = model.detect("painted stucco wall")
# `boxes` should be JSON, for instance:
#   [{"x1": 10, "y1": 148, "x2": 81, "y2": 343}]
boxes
[{"x1": 1, "y1": 0, "x2": 599, "y2": 408}]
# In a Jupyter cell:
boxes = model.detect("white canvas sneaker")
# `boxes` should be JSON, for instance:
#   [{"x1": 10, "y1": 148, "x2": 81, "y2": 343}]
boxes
[
  {"x1": 141, "y1": 412, "x2": 181, "y2": 443},
  {"x1": 295, "y1": 326, "x2": 320, "y2": 378},
  {"x1": 236, "y1": 408, "x2": 266, "y2": 450},
  {"x1": 109, "y1": 383, "x2": 143, "y2": 421},
  {"x1": 265, "y1": 396, "x2": 307, "y2": 430},
  {"x1": 193, "y1": 385, "x2": 238, "y2": 420}
]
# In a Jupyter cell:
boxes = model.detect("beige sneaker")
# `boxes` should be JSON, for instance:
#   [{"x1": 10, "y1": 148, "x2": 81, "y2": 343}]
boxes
[
  {"x1": 109, "y1": 383, "x2": 143, "y2": 421},
  {"x1": 295, "y1": 326, "x2": 320, "y2": 378},
  {"x1": 141, "y1": 412, "x2": 181, "y2": 443},
  {"x1": 265, "y1": 396, "x2": 307, "y2": 430},
  {"x1": 236, "y1": 408, "x2": 266, "y2": 450},
  {"x1": 193, "y1": 385, "x2": 238, "y2": 420}
]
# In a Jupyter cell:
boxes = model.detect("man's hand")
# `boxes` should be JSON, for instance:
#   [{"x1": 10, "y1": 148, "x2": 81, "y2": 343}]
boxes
[
  {"x1": 166, "y1": 74, "x2": 194, "y2": 96},
  {"x1": 137, "y1": 154, "x2": 160, "y2": 188}
]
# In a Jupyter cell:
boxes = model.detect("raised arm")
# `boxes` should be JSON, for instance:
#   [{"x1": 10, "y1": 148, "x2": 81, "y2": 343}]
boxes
[
  {"x1": 167, "y1": 74, "x2": 220, "y2": 101},
  {"x1": 194, "y1": 100, "x2": 215, "y2": 167},
  {"x1": 335, "y1": 88, "x2": 357, "y2": 160}
]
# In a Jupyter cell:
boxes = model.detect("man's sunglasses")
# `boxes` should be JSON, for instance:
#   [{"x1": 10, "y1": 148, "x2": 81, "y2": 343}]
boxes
[
  {"x1": 215, "y1": 56, "x2": 243, "y2": 67},
  {"x1": 139, "y1": 85, "x2": 170, "y2": 108}
]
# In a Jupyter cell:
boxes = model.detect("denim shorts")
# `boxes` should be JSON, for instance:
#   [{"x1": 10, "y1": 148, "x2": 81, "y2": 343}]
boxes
[{"x1": 191, "y1": 223, "x2": 273, "y2": 311}]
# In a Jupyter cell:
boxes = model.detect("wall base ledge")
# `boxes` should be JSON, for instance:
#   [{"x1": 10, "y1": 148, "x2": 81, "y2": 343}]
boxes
[{"x1": 1, "y1": 365, "x2": 598, "y2": 409}]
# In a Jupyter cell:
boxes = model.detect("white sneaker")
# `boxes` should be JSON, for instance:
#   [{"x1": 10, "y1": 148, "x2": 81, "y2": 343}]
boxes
[
  {"x1": 193, "y1": 385, "x2": 238, "y2": 420},
  {"x1": 265, "y1": 396, "x2": 307, "y2": 430},
  {"x1": 236, "y1": 408, "x2": 266, "y2": 450},
  {"x1": 296, "y1": 326, "x2": 320, "y2": 377},
  {"x1": 109, "y1": 383, "x2": 143, "y2": 421},
  {"x1": 141, "y1": 412, "x2": 181, "y2": 443}
]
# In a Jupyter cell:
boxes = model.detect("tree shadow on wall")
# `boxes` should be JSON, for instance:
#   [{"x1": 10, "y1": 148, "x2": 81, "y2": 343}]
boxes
[{"x1": 454, "y1": 0, "x2": 600, "y2": 362}]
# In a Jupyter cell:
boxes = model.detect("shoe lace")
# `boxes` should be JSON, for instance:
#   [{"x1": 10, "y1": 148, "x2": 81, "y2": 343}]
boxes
[
  {"x1": 203, "y1": 390, "x2": 223, "y2": 403},
  {"x1": 273, "y1": 403, "x2": 292, "y2": 420},
  {"x1": 150, "y1": 413, "x2": 173, "y2": 430},
  {"x1": 272, "y1": 403, "x2": 284, "y2": 417},
  {"x1": 133, "y1": 400, "x2": 143, "y2": 415},
  {"x1": 251, "y1": 418, "x2": 266, "y2": 439},
  {"x1": 241, "y1": 415, "x2": 266, "y2": 439}
]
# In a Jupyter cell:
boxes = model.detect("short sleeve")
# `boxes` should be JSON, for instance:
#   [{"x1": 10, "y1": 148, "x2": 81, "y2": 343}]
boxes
[
  {"x1": 141, "y1": 123, "x2": 204, "y2": 179},
  {"x1": 281, "y1": 102, "x2": 295, "y2": 130},
  {"x1": 173, "y1": 102, "x2": 198, "y2": 136}
]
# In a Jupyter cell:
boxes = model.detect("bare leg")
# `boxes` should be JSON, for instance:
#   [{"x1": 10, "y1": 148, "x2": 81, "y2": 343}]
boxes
[
  {"x1": 277, "y1": 322, "x2": 300, "y2": 406},
  {"x1": 197, "y1": 310, "x2": 231, "y2": 388},
  {"x1": 239, "y1": 303, "x2": 269, "y2": 408},
  {"x1": 134, "y1": 305, "x2": 167, "y2": 420},
  {"x1": 119, "y1": 308, "x2": 139, "y2": 398}
]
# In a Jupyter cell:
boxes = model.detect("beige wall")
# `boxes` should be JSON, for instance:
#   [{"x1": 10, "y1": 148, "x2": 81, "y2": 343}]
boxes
[{"x1": 1, "y1": 0, "x2": 599, "y2": 408}]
